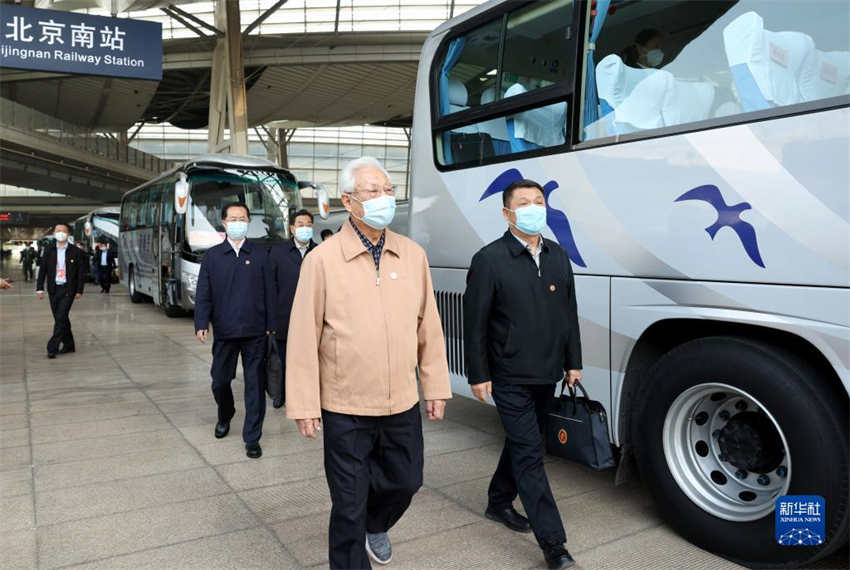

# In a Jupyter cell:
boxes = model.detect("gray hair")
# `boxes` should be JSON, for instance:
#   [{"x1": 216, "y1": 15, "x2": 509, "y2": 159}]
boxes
[{"x1": 339, "y1": 156, "x2": 391, "y2": 194}]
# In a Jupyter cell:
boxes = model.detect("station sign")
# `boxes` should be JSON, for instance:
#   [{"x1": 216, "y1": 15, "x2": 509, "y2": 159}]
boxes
[{"x1": 0, "y1": 4, "x2": 162, "y2": 80}]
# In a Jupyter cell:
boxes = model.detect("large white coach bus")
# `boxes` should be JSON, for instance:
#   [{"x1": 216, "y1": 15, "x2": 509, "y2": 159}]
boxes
[
  {"x1": 409, "y1": 0, "x2": 849, "y2": 566},
  {"x1": 119, "y1": 154, "x2": 325, "y2": 317}
]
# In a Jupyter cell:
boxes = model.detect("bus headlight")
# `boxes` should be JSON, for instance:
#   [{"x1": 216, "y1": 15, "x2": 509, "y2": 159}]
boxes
[{"x1": 181, "y1": 272, "x2": 197, "y2": 292}]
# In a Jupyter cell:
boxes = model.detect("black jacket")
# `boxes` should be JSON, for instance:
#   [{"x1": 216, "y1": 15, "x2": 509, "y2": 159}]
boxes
[
  {"x1": 36, "y1": 243, "x2": 86, "y2": 295},
  {"x1": 268, "y1": 238, "x2": 318, "y2": 341},
  {"x1": 463, "y1": 231, "x2": 582, "y2": 385},
  {"x1": 194, "y1": 240, "x2": 277, "y2": 340},
  {"x1": 95, "y1": 248, "x2": 117, "y2": 270}
]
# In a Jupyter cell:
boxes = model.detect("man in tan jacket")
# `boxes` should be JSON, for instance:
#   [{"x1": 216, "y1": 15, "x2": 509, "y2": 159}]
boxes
[{"x1": 286, "y1": 157, "x2": 452, "y2": 569}]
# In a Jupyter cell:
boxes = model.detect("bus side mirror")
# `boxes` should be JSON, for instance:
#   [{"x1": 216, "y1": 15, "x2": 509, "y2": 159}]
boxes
[
  {"x1": 175, "y1": 173, "x2": 189, "y2": 215},
  {"x1": 316, "y1": 185, "x2": 330, "y2": 220}
]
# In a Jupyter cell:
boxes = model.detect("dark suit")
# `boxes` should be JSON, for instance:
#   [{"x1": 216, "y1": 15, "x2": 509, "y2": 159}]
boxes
[
  {"x1": 268, "y1": 238, "x2": 318, "y2": 404},
  {"x1": 463, "y1": 231, "x2": 582, "y2": 550},
  {"x1": 21, "y1": 247, "x2": 36, "y2": 281},
  {"x1": 36, "y1": 243, "x2": 86, "y2": 354},
  {"x1": 96, "y1": 248, "x2": 117, "y2": 292},
  {"x1": 194, "y1": 240, "x2": 277, "y2": 444}
]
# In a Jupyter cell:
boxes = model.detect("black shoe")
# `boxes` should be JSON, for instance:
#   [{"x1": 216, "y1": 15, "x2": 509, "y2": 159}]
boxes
[
  {"x1": 246, "y1": 442, "x2": 262, "y2": 459},
  {"x1": 47, "y1": 352, "x2": 56, "y2": 359},
  {"x1": 543, "y1": 545, "x2": 575, "y2": 570},
  {"x1": 58, "y1": 347, "x2": 75, "y2": 354},
  {"x1": 214, "y1": 420, "x2": 230, "y2": 439},
  {"x1": 485, "y1": 505, "x2": 532, "y2": 533}
]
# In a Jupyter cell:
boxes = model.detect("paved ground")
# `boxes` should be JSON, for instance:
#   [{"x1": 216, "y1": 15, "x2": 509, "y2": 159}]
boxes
[{"x1": 0, "y1": 262, "x2": 846, "y2": 570}]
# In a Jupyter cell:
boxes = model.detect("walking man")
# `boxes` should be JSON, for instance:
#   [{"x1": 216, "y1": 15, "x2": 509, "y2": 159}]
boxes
[
  {"x1": 97, "y1": 243, "x2": 117, "y2": 293},
  {"x1": 21, "y1": 243, "x2": 36, "y2": 281},
  {"x1": 36, "y1": 224, "x2": 86, "y2": 358},
  {"x1": 194, "y1": 202, "x2": 276, "y2": 459},
  {"x1": 268, "y1": 209, "x2": 318, "y2": 406},
  {"x1": 463, "y1": 178, "x2": 582, "y2": 570},
  {"x1": 286, "y1": 157, "x2": 452, "y2": 569}
]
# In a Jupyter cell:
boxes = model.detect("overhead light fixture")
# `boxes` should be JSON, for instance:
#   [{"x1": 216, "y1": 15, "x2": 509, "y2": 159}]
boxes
[{"x1": 486, "y1": 69, "x2": 497, "y2": 75}]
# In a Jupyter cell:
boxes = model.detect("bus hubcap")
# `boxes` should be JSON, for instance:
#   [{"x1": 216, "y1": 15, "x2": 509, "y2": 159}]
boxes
[{"x1": 663, "y1": 382, "x2": 791, "y2": 521}]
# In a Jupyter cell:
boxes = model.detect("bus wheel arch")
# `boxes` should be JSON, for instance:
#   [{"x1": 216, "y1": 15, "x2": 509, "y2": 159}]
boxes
[
  {"x1": 128, "y1": 264, "x2": 145, "y2": 304},
  {"x1": 621, "y1": 323, "x2": 848, "y2": 567}
]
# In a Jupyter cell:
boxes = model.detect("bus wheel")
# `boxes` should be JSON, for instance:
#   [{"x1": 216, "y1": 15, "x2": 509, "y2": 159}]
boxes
[
  {"x1": 128, "y1": 266, "x2": 145, "y2": 304},
  {"x1": 164, "y1": 304, "x2": 184, "y2": 318},
  {"x1": 633, "y1": 336, "x2": 848, "y2": 568}
]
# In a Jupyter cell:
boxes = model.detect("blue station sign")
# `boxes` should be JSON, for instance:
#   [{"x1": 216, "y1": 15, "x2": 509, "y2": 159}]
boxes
[{"x1": 0, "y1": 5, "x2": 161, "y2": 80}]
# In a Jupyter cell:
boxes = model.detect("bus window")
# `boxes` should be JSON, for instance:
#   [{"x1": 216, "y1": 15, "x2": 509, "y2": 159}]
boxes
[
  {"x1": 434, "y1": 0, "x2": 574, "y2": 167},
  {"x1": 580, "y1": 0, "x2": 850, "y2": 141},
  {"x1": 160, "y1": 183, "x2": 174, "y2": 226}
]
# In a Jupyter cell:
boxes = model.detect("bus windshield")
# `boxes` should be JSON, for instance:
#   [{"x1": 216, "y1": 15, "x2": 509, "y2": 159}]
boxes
[{"x1": 186, "y1": 168, "x2": 300, "y2": 252}]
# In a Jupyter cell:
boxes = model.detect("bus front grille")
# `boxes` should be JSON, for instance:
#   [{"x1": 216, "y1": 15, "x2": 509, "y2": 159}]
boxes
[{"x1": 434, "y1": 290, "x2": 465, "y2": 377}]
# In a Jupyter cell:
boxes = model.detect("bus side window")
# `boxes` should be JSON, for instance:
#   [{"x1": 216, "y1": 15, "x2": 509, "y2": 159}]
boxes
[
  {"x1": 434, "y1": 0, "x2": 574, "y2": 167},
  {"x1": 580, "y1": 1, "x2": 850, "y2": 142}
]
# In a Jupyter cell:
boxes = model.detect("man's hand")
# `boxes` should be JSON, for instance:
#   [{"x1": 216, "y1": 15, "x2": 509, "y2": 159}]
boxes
[
  {"x1": 74, "y1": 293, "x2": 82, "y2": 300},
  {"x1": 36, "y1": 291, "x2": 44, "y2": 300},
  {"x1": 0, "y1": 278, "x2": 12, "y2": 290},
  {"x1": 470, "y1": 381, "x2": 492, "y2": 403},
  {"x1": 425, "y1": 399, "x2": 446, "y2": 421},
  {"x1": 566, "y1": 369, "x2": 582, "y2": 387},
  {"x1": 196, "y1": 329, "x2": 208, "y2": 343},
  {"x1": 296, "y1": 418, "x2": 321, "y2": 438}
]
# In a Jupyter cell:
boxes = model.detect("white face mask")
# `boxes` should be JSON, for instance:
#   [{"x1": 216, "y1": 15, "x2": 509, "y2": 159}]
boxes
[
  {"x1": 645, "y1": 49, "x2": 664, "y2": 68},
  {"x1": 54, "y1": 231, "x2": 68, "y2": 243}
]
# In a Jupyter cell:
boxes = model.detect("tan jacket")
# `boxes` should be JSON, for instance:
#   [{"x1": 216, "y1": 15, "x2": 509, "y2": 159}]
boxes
[{"x1": 285, "y1": 220, "x2": 452, "y2": 419}]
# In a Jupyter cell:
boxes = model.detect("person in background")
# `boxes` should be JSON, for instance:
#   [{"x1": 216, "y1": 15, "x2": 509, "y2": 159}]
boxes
[
  {"x1": 36, "y1": 224, "x2": 86, "y2": 359},
  {"x1": 286, "y1": 157, "x2": 452, "y2": 569},
  {"x1": 621, "y1": 29, "x2": 664, "y2": 68},
  {"x1": 320, "y1": 229, "x2": 334, "y2": 242},
  {"x1": 97, "y1": 243, "x2": 117, "y2": 294},
  {"x1": 21, "y1": 244, "x2": 36, "y2": 281},
  {"x1": 463, "y1": 179, "x2": 582, "y2": 570},
  {"x1": 268, "y1": 209, "x2": 318, "y2": 406},
  {"x1": 194, "y1": 202, "x2": 276, "y2": 459}
]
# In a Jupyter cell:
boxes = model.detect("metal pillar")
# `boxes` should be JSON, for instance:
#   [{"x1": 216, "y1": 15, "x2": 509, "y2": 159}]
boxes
[{"x1": 207, "y1": 0, "x2": 249, "y2": 155}]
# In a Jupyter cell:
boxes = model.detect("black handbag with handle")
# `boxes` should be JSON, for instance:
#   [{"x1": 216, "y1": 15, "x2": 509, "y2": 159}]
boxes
[
  {"x1": 544, "y1": 380, "x2": 615, "y2": 470},
  {"x1": 265, "y1": 333, "x2": 284, "y2": 408}
]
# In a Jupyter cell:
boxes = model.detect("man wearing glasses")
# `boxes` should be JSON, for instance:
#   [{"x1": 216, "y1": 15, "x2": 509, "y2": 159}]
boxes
[{"x1": 286, "y1": 157, "x2": 452, "y2": 569}]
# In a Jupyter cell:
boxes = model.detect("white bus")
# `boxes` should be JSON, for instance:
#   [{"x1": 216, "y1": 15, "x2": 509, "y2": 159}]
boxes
[
  {"x1": 119, "y1": 154, "x2": 326, "y2": 317},
  {"x1": 409, "y1": 0, "x2": 848, "y2": 566},
  {"x1": 71, "y1": 207, "x2": 121, "y2": 280}
]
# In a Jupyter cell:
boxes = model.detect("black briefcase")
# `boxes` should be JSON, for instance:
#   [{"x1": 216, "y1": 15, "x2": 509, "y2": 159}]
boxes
[
  {"x1": 265, "y1": 334, "x2": 284, "y2": 408},
  {"x1": 545, "y1": 381, "x2": 615, "y2": 470}
]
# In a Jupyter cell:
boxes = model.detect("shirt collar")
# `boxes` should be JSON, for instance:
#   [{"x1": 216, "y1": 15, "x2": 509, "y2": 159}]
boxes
[
  {"x1": 504, "y1": 230, "x2": 547, "y2": 256},
  {"x1": 341, "y1": 217, "x2": 400, "y2": 261},
  {"x1": 225, "y1": 238, "x2": 250, "y2": 255}
]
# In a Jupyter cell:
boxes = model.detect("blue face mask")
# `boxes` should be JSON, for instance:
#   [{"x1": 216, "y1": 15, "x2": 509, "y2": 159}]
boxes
[
  {"x1": 353, "y1": 194, "x2": 396, "y2": 230},
  {"x1": 225, "y1": 221, "x2": 249, "y2": 240},
  {"x1": 294, "y1": 226, "x2": 313, "y2": 243},
  {"x1": 508, "y1": 204, "x2": 547, "y2": 235}
]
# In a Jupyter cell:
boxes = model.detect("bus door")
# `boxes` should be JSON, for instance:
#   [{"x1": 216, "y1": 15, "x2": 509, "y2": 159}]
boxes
[{"x1": 156, "y1": 184, "x2": 178, "y2": 308}]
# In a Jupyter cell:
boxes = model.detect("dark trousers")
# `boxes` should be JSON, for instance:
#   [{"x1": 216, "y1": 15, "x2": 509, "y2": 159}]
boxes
[
  {"x1": 23, "y1": 264, "x2": 34, "y2": 281},
  {"x1": 275, "y1": 338, "x2": 287, "y2": 405},
  {"x1": 47, "y1": 285, "x2": 75, "y2": 354},
  {"x1": 99, "y1": 265, "x2": 112, "y2": 292},
  {"x1": 489, "y1": 382, "x2": 567, "y2": 548},
  {"x1": 210, "y1": 336, "x2": 267, "y2": 443},
  {"x1": 322, "y1": 404, "x2": 424, "y2": 570}
]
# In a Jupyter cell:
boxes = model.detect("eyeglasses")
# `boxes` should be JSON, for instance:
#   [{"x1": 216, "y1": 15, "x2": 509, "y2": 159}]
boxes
[{"x1": 352, "y1": 186, "x2": 395, "y2": 198}]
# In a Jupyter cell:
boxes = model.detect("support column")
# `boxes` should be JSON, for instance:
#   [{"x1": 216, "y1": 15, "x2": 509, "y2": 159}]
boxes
[{"x1": 207, "y1": 0, "x2": 249, "y2": 155}]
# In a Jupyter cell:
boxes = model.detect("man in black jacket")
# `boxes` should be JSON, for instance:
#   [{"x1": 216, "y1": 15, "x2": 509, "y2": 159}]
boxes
[
  {"x1": 36, "y1": 224, "x2": 86, "y2": 358},
  {"x1": 463, "y1": 179, "x2": 582, "y2": 570},
  {"x1": 96, "y1": 243, "x2": 117, "y2": 293},
  {"x1": 194, "y1": 203, "x2": 276, "y2": 459},
  {"x1": 268, "y1": 209, "x2": 318, "y2": 405}
]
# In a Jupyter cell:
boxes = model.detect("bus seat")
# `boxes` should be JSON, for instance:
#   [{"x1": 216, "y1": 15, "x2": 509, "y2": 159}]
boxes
[
  {"x1": 595, "y1": 54, "x2": 656, "y2": 117},
  {"x1": 448, "y1": 79, "x2": 469, "y2": 114},
  {"x1": 799, "y1": 50, "x2": 850, "y2": 101},
  {"x1": 504, "y1": 83, "x2": 565, "y2": 150},
  {"x1": 612, "y1": 71, "x2": 714, "y2": 132},
  {"x1": 478, "y1": 87, "x2": 511, "y2": 155},
  {"x1": 723, "y1": 11, "x2": 815, "y2": 111}
]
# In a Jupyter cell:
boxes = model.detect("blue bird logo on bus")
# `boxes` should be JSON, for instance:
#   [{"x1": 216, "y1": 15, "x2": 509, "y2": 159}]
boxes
[
  {"x1": 675, "y1": 185, "x2": 765, "y2": 268},
  {"x1": 480, "y1": 168, "x2": 587, "y2": 267}
]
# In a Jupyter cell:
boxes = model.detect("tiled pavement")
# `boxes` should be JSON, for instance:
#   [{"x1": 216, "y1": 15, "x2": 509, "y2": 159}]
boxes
[{"x1": 0, "y1": 263, "x2": 846, "y2": 570}]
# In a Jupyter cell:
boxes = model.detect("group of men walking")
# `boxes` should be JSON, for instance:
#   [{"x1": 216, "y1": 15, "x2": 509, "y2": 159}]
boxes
[{"x1": 36, "y1": 156, "x2": 584, "y2": 570}]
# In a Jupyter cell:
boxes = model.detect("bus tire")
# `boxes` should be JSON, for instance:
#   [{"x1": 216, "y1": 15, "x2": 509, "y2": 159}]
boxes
[
  {"x1": 632, "y1": 336, "x2": 848, "y2": 568},
  {"x1": 164, "y1": 304, "x2": 184, "y2": 318},
  {"x1": 128, "y1": 266, "x2": 145, "y2": 304}
]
